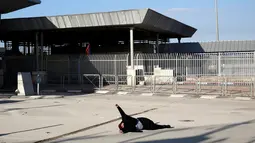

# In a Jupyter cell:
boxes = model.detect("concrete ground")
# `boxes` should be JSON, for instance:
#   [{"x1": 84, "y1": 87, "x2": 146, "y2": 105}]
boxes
[{"x1": 0, "y1": 94, "x2": 255, "y2": 143}]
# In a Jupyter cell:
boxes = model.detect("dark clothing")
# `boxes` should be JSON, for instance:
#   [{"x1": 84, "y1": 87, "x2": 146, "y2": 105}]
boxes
[
  {"x1": 137, "y1": 117, "x2": 171, "y2": 130},
  {"x1": 117, "y1": 106, "x2": 171, "y2": 133}
]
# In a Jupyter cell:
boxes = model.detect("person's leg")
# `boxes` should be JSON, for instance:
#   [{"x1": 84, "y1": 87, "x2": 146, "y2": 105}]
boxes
[{"x1": 138, "y1": 117, "x2": 172, "y2": 130}]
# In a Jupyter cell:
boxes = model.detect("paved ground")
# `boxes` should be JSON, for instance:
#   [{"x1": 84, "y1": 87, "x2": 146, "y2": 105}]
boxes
[{"x1": 0, "y1": 94, "x2": 255, "y2": 143}]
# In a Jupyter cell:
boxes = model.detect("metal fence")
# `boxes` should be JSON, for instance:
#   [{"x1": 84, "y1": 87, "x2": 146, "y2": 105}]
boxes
[
  {"x1": 44, "y1": 52, "x2": 255, "y2": 97},
  {"x1": 135, "y1": 52, "x2": 255, "y2": 77}
]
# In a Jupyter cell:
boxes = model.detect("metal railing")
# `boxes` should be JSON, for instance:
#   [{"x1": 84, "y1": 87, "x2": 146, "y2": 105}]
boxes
[
  {"x1": 40, "y1": 73, "x2": 255, "y2": 97},
  {"x1": 43, "y1": 52, "x2": 255, "y2": 97}
]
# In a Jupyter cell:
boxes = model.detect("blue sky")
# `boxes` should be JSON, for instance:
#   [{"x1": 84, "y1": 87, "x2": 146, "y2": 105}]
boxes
[{"x1": 2, "y1": 0, "x2": 255, "y2": 42}]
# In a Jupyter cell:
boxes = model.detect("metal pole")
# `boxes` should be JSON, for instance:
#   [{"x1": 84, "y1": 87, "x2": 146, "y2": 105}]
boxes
[
  {"x1": 35, "y1": 32, "x2": 39, "y2": 72},
  {"x1": 40, "y1": 32, "x2": 44, "y2": 71},
  {"x1": 130, "y1": 28, "x2": 134, "y2": 69},
  {"x1": 156, "y1": 34, "x2": 159, "y2": 53},
  {"x1": 215, "y1": 0, "x2": 220, "y2": 41},
  {"x1": 218, "y1": 52, "x2": 221, "y2": 76}
]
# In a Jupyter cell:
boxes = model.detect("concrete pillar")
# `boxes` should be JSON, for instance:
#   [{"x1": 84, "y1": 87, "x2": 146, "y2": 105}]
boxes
[{"x1": 130, "y1": 28, "x2": 134, "y2": 69}]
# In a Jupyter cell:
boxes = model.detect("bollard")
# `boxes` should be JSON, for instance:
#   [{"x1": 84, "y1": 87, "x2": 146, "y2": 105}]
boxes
[{"x1": 36, "y1": 74, "x2": 41, "y2": 95}]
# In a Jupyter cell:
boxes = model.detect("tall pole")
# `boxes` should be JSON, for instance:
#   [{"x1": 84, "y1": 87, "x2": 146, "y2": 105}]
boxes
[
  {"x1": 130, "y1": 28, "x2": 134, "y2": 69},
  {"x1": 215, "y1": 0, "x2": 220, "y2": 41}
]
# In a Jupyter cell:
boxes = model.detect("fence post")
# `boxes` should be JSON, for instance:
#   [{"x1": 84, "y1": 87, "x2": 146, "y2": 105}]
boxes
[
  {"x1": 250, "y1": 78, "x2": 253, "y2": 97},
  {"x1": 195, "y1": 77, "x2": 199, "y2": 95},
  {"x1": 175, "y1": 54, "x2": 178, "y2": 76},
  {"x1": 99, "y1": 75, "x2": 101, "y2": 90},
  {"x1": 173, "y1": 77, "x2": 176, "y2": 94},
  {"x1": 68, "y1": 56, "x2": 70, "y2": 84},
  {"x1": 126, "y1": 53, "x2": 129, "y2": 67},
  {"x1": 114, "y1": 55, "x2": 118, "y2": 86},
  {"x1": 78, "y1": 55, "x2": 81, "y2": 84},
  {"x1": 218, "y1": 52, "x2": 221, "y2": 76},
  {"x1": 116, "y1": 75, "x2": 119, "y2": 91},
  {"x1": 253, "y1": 77, "x2": 255, "y2": 97},
  {"x1": 224, "y1": 76, "x2": 227, "y2": 96},
  {"x1": 153, "y1": 75, "x2": 155, "y2": 93},
  {"x1": 198, "y1": 77, "x2": 201, "y2": 94}
]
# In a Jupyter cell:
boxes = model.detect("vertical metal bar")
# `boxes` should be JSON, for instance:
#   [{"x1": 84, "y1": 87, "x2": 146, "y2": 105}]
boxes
[
  {"x1": 28, "y1": 42, "x2": 31, "y2": 55},
  {"x1": 78, "y1": 55, "x2": 81, "y2": 84},
  {"x1": 35, "y1": 32, "x2": 39, "y2": 72},
  {"x1": 253, "y1": 77, "x2": 255, "y2": 97},
  {"x1": 253, "y1": 51, "x2": 255, "y2": 76},
  {"x1": 175, "y1": 54, "x2": 178, "y2": 77},
  {"x1": 130, "y1": 28, "x2": 134, "y2": 69},
  {"x1": 156, "y1": 34, "x2": 159, "y2": 53},
  {"x1": 215, "y1": 0, "x2": 220, "y2": 41},
  {"x1": 114, "y1": 55, "x2": 118, "y2": 87},
  {"x1": 218, "y1": 52, "x2": 221, "y2": 76},
  {"x1": 40, "y1": 32, "x2": 44, "y2": 71}
]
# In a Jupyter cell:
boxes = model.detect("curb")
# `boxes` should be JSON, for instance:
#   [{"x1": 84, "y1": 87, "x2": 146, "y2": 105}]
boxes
[
  {"x1": 95, "y1": 90, "x2": 110, "y2": 94},
  {"x1": 169, "y1": 94, "x2": 187, "y2": 98},
  {"x1": 235, "y1": 97, "x2": 252, "y2": 101},
  {"x1": 140, "y1": 93, "x2": 154, "y2": 96},
  {"x1": 117, "y1": 92, "x2": 129, "y2": 95},
  {"x1": 28, "y1": 95, "x2": 64, "y2": 100},
  {"x1": 200, "y1": 95, "x2": 220, "y2": 99}
]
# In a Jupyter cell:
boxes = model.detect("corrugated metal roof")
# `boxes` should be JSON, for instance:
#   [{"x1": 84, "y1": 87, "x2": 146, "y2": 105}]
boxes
[
  {"x1": 159, "y1": 40, "x2": 255, "y2": 53},
  {"x1": 0, "y1": 9, "x2": 197, "y2": 38}
]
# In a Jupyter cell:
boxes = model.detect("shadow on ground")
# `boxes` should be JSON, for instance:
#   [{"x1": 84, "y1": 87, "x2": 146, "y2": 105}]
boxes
[
  {"x1": 52, "y1": 119, "x2": 255, "y2": 143},
  {"x1": 1, "y1": 104, "x2": 66, "y2": 112},
  {"x1": 124, "y1": 119, "x2": 255, "y2": 143},
  {"x1": 0, "y1": 100, "x2": 24, "y2": 104},
  {"x1": 0, "y1": 124, "x2": 63, "y2": 137}
]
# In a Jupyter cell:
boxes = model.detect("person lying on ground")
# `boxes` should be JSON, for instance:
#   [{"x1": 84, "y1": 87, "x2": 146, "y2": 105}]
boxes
[{"x1": 115, "y1": 104, "x2": 173, "y2": 134}]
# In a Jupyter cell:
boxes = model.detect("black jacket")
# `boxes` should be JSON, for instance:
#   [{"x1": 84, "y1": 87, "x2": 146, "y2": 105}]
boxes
[{"x1": 117, "y1": 106, "x2": 142, "y2": 133}]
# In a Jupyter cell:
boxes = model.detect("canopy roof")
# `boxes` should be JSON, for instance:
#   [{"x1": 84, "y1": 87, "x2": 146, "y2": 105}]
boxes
[
  {"x1": 0, "y1": 8, "x2": 196, "y2": 38},
  {"x1": 0, "y1": 0, "x2": 41, "y2": 14}
]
